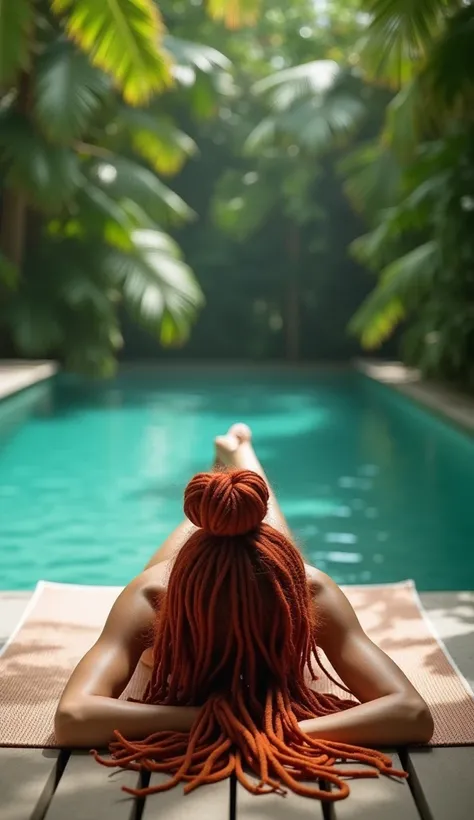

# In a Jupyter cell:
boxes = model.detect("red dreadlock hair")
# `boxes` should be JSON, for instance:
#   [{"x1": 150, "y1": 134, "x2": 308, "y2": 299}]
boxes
[{"x1": 94, "y1": 469, "x2": 405, "y2": 800}]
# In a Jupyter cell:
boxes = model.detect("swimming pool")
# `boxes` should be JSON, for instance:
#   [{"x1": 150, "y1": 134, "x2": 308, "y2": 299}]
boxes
[{"x1": 0, "y1": 368, "x2": 473, "y2": 591}]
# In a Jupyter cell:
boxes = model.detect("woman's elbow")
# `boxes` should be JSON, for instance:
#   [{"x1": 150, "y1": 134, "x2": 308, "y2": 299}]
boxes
[{"x1": 54, "y1": 701, "x2": 86, "y2": 747}]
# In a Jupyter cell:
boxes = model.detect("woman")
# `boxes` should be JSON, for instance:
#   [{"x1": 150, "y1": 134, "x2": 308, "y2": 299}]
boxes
[{"x1": 55, "y1": 424, "x2": 433, "y2": 801}]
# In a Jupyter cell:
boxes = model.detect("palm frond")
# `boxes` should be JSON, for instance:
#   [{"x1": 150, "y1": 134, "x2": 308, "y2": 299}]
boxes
[
  {"x1": 359, "y1": 0, "x2": 451, "y2": 85},
  {"x1": 253, "y1": 61, "x2": 341, "y2": 110},
  {"x1": 86, "y1": 155, "x2": 194, "y2": 224},
  {"x1": 0, "y1": 112, "x2": 80, "y2": 208},
  {"x1": 426, "y1": 5, "x2": 474, "y2": 109},
  {"x1": 105, "y1": 229, "x2": 203, "y2": 344},
  {"x1": 340, "y1": 141, "x2": 402, "y2": 218},
  {"x1": 244, "y1": 118, "x2": 277, "y2": 155},
  {"x1": 383, "y1": 78, "x2": 423, "y2": 159},
  {"x1": 163, "y1": 35, "x2": 231, "y2": 82},
  {"x1": 119, "y1": 108, "x2": 196, "y2": 175},
  {"x1": 249, "y1": 63, "x2": 365, "y2": 154},
  {"x1": 206, "y1": 0, "x2": 261, "y2": 30},
  {"x1": 76, "y1": 180, "x2": 136, "y2": 249},
  {"x1": 51, "y1": 0, "x2": 170, "y2": 104},
  {"x1": 349, "y1": 222, "x2": 398, "y2": 271},
  {"x1": 35, "y1": 40, "x2": 111, "y2": 143},
  {"x1": 0, "y1": 0, "x2": 32, "y2": 84},
  {"x1": 349, "y1": 240, "x2": 440, "y2": 347}
]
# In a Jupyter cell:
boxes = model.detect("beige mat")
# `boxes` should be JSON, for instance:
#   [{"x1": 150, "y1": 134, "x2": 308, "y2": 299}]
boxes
[{"x1": 0, "y1": 580, "x2": 473, "y2": 747}]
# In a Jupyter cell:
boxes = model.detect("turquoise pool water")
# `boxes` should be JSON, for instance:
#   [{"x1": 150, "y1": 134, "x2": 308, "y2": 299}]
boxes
[{"x1": 0, "y1": 369, "x2": 473, "y2": 591}]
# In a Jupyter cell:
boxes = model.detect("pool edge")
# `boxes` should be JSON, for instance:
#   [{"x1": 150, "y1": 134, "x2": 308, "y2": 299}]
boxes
[
  {"x1": 0, "y1": 360, "x2": 58, "y2": 403},
  {"x1": 355, "y1": 359, "x2": 474, "y2": 437}
]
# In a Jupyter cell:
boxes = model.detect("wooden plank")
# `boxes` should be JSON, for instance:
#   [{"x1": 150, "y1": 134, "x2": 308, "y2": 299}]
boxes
[
  {"x1": 0, "y1": 748, "x2": 60, "y2": 820},
  {"x1": 142, "y1": 774, "x2": 231, "y2": 820},
  {"x1": 331, "y1": 752, "x2": 419, "y2": 820},
  {"x1": 43, "y1": 751, "x2": 140, "y2": 820},
  {"x1": 407, "y1": 746, "x2": 474, "y2": 820},
  {"x1": 236, "y1": 772, "x2": 324, "y2": 820}
]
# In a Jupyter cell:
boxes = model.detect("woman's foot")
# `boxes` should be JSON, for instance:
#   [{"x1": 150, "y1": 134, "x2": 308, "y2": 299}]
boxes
[
  {"x1": 214, "y1": 423, "x2": 258, "y2": 471},
  {"x1": 214, "y1": 432, "x2": 240, "y2": 468},
  {"x1": 227, "y1": 423, "x2": 252, "y2": 446}
]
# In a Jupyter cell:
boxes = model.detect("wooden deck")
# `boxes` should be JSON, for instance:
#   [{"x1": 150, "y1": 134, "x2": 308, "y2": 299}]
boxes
[{"x1": 2, "y1": 591, "x2": 474, "y2": 819}]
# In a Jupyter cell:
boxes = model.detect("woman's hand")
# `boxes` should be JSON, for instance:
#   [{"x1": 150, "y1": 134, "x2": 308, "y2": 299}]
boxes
[
  {"x1": 298, "y1": 692, "x2": 433, "y2": 746},
  {"x1": 56, "y1": 696, "x2": 201, "y2": 748}
]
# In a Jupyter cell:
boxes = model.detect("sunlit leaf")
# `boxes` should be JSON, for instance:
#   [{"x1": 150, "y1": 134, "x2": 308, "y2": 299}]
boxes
[
  {"x1": 35, "y1": 40, "x2": 111, "y2": 142},
  {"x1": 163, "y1": 35, "x2": 231, "y2": 79},
  {"x1": 51, "y1": 0, "x2": 170, "y2": 104},
  {"x1": 206, "y1": 0, "x2": 261, "y2": 30},
  {"x1": 104, "y1": 228, "x2": 203, "y2": 344},
  {"x1": 350, "y1": 241, "x2": 440, "y2": 347},
  {"x1": 0, "y1": 0, "x2": 32, "y2": 84},
  {"x1": 119, "y1": 108, "x2": 196, "y2": 175},
  {"x1": 253, "y1": 61, "x2": 341, "y2": 110},
  {"x1": 86, "y1": 155, "x2": 194, "y2": 224}
]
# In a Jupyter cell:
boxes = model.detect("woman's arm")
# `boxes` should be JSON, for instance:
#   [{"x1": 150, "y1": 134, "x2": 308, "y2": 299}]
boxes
[
  {"x1": 55, "y1": 571, "x2": 199, "y2": 748},
  {"x1": 300, "y1": 572, "x2": 434, "y2": 746}
]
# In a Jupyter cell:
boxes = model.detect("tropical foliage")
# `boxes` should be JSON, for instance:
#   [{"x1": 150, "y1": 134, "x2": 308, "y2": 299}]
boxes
[
  {"x1": 1, "y1": 0, "x2": 472, "y2": 385},
  {"x1": 0, "y1": 0, "x2": 249, "y2": 374},
  {"x1": 343, "y1": 0, "x2": 474, "y2": 385}
]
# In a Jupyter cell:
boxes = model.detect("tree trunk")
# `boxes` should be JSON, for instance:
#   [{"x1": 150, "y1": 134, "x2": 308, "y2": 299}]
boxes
[
  {"x1": 0, "y1": 191, "x2": 28, "y2": 269},
  {"x1": 0, "y1": 71, "x2": 32, "y2": 271},
  {"x1": 285, "y1": 224, "x2": 300, "y2": 361}
]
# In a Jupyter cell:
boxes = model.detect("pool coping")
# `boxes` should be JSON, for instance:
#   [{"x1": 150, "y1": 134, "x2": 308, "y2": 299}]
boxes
[
  {"x1": 355, "y1": 359, "x2": 474, "y2": 436},
  {"x1": 0, "y1": 360, "x2": 58, "y2": 402}
]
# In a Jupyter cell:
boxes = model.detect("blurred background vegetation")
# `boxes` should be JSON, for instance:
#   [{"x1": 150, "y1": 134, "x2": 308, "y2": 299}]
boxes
[{"x1": 1, "y1": 0, "x2": 473, "y2": 386}]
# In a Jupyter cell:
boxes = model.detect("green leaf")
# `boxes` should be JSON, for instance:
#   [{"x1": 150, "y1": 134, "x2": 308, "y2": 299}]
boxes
[
  {"x1": 383, "y1": 78, "x2": 423, "y2": 159},
  {"x1": 76, "y1": 180, "x2": 135, "y2": 249},
  {"x1": 349, "y1": 241, "x2": 440, "y2": 347},
  {"x1": 51, "y1": 0, "x2": 170, "y2": 104},
  {"x1": 104, "y1": 228, "x2": 203, "y2": 344},
  {"x1": 0, "y1": 112, "x2": 81, "y2": 208},
  {"x1": 86, "y1": 155, "x2": 194, "y2": 224},
  {"x1": 426, "y1": 6, "x2": 474, "y2": 109},
  {"x1": 349, "y1": 222, "x2": 397, "y2": 271},
  {"x1": 163, "y1": 35, "x2": 231, "y2": 81},
  {"x1": 206, "y1": 0, "x2": 261, "y2": 29},
  {"x1": 249, "y1": 63, "x2": 365, "y2": 153},
  {"x1": 35, "y1": 40, "x2": 111, "y2": 142},
  {"x1": 0, "y1": 0, "x2": 32, "y2": 84},
  {"x1": 340, "y1": 141, "x2": 402, "y2": 218},
  {"x1": 119, "y1": 108, "x2": 196, "y2": 176},
  {"x1": 359, "y1": 0, "x2": 451, "y2": 85},
  {"x1": 253, "y1": 61, "x2": 341, "y2": 110}
]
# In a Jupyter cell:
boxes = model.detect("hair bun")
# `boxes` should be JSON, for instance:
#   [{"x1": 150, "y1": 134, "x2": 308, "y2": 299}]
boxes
[{"x1": 184, "y1": 470, "x2": 269, "y2": 536}]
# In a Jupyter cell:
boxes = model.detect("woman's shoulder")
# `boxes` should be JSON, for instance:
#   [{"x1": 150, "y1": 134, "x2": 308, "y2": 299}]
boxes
[
  {"x1": 305, "y1": 563, "x2": 330, "y2": 595},
  {"x1": 124, "y1": 562, "x2": 171, "y2": 612}
]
